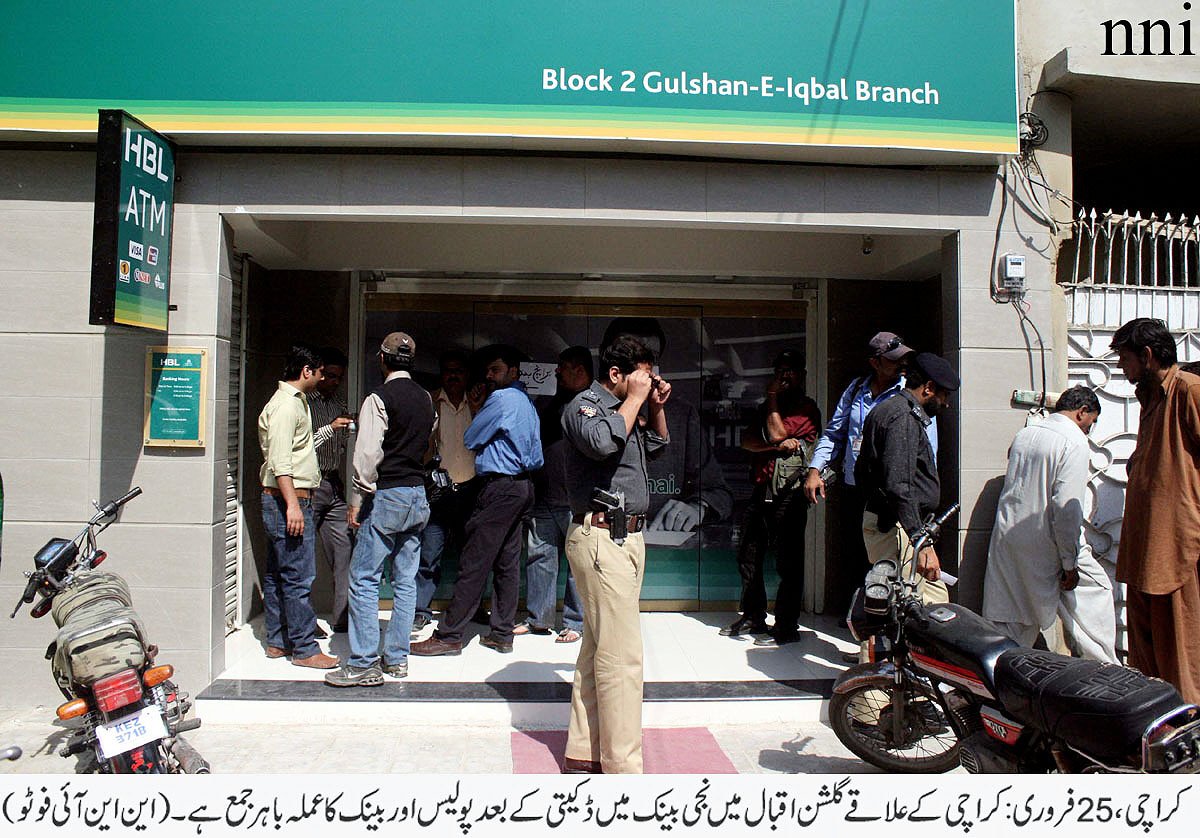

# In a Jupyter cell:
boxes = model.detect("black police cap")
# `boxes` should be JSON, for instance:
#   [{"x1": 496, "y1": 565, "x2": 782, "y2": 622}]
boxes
[{"x1": 912, "y1": 352, "x2": 960, "y2": 392}]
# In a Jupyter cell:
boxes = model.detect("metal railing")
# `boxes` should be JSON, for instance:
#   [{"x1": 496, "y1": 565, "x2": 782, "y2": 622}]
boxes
[{"x1": 1071, "y1": 209, "x2": 1200, "y2": 288}]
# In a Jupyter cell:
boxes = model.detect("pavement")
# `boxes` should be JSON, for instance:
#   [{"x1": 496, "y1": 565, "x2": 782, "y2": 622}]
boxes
[
  {"x1": 0, "y1": 708, "x2": 876, "y2": 775},
  {"x1": 0, "y1": 610, "x2": 887, "y2": 775}
]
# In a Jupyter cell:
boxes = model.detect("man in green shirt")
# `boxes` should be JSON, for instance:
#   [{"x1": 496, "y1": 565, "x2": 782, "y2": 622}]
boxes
[{"x1": 257, "y1": 344, "x2": 339, "y2": 669}]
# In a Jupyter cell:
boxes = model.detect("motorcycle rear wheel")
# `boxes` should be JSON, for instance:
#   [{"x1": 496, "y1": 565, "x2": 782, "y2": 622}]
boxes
[{"x1": 830, "y1": 680, "x2": 961, "y2": 773}]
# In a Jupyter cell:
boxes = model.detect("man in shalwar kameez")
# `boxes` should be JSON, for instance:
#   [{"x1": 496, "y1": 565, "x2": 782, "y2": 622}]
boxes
[
  {"x1": 1112, "y1": 318, "x2": 1200, "y2": 703},
  {"x1": 983, "y1": 386, "x2": 1117, "y2": 663}
]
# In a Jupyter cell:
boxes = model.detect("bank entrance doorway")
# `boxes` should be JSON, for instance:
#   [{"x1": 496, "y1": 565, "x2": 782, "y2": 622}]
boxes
[{"x1": 362, "y1": 289, "x2": 814, "y2": 611}]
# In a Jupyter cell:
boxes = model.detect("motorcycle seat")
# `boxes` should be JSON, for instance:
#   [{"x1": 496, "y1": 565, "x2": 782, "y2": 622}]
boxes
[{"x1": 995, "y1": 649, "x2": 1183, "y2": 766}]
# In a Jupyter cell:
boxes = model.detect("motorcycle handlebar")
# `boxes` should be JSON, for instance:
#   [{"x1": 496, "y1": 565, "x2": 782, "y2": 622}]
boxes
[
  {"x1": 908, "y1": 503, "x2": 961, "y2": 560},
  {"x1": 19, "y1": 574, "x2": 40, "y2": 605},
  {"x1": 91, "y1": 486, "x2": 142, "y2": 523}
]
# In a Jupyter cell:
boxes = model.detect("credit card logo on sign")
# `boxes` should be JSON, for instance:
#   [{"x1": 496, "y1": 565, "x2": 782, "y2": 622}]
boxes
[
  {"x1": 147, "y1": 246, "x2": 159, "y2": 265},
  {"x1": 129, "y1": 241, "x2": 144, "y2": 260},
  {"x1": 134, "y1": 269, "x2": 151, "y2": 284},
  {"x1": 118, "y1": 261, "x2": 131, "y2": 283}
]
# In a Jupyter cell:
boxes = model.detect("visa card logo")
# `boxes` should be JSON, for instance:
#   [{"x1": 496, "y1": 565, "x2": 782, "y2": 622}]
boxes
[{"x1": 129, "y1": 241, "x2": 144, "y2": 260}]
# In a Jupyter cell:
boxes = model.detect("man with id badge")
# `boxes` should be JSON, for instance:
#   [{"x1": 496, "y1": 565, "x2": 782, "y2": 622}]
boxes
[
  {"x1": 559, "y1": 335, "x2": 670, "y2": 775},
  {"x1": 804, "y1": 332, "x2": 938, "y2": 609}
]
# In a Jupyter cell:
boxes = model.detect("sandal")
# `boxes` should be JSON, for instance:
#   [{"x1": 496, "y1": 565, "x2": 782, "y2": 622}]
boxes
[
  {"x1": 514, "y1": 623, "x2": 552, "y2": 636},
  {"x1": 556, "y1": 628, "x2": 582, "y2": 644}
]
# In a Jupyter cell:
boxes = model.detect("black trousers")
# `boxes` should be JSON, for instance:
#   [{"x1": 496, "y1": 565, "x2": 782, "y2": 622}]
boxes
[
  {"x1": 736, "y1": 483, "x2": 808, "y2": 631},
  {"x1": 312, "y1": 474, "x2": 352, "y2": 630},
  {"x1": 435, "y1": 476, "x2": 534, "y2": 643}
]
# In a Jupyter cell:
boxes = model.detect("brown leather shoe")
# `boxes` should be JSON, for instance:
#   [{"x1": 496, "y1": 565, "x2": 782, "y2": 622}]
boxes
[
  {"x1": 562, "y1": 757, "x2": 603, "y2": 774},
  {"x1": 265, "y1": 646, "x2": 291, "y2": 659},
  {"x1": 292, "y1": 652, "x2": 339, "y2": 669},
  {"x1": 410, "y1": 635, "x2": 463, "y2": 656}
]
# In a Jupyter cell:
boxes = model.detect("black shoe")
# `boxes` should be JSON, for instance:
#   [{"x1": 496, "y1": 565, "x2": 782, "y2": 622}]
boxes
[
  {"x1": 471, "y1": 608, "x2": 490, "y2": 625},
  {"x1": 314, "y1": 626, "x2": 329, "y2": 640},
  {"x1": 754, "y1": 629, "x2": 803, "y2": 648},
  {"x1": 410, "y1": 614, "x2": 431, "y2": 636},
  {"x1": 478, "y1": 634, "x2": 514, "y2": 654},
  {"x1": 719, "y1": 615, "x2": 770, "y2": 637},
  {"x1": 331, "y1": 623, "x2": 349, "y2": 634}
]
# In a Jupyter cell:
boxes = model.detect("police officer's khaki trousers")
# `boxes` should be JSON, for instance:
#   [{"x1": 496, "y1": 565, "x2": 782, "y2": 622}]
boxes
[
  {"x1": 564, "y1": 516, "x2": 645, "y2": 774},
  {"x1": 861, "y1": 510, "x2": 949, "y2": 605}
]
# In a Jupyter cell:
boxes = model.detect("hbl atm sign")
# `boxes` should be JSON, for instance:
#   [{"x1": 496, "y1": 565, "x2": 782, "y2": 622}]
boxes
[{"x1": 89, "y1": 110, "x2": 176, "y2": 332}]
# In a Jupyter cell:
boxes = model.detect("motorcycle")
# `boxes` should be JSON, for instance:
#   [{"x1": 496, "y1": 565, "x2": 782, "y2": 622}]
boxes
[
  {"x1": 832, "y1": 503, "x2": 1200, "y2": 774},
  {"x1": 10, "y1": 487, "x2": 210, "y2": 774}
]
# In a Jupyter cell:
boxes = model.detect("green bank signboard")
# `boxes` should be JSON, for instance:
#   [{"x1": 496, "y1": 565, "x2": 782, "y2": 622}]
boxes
[
  {"x1": 144, "y1": 347, "x2": 207, "y2": 448},
  {"x1": 89, "y1": 111, "x2": 176, "y2": 332},
  {"x1": 0, "y1": 1, "x2": 1017, "y2": 155}
]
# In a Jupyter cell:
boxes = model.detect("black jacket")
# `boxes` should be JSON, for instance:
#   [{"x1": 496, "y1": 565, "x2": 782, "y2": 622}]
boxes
[{"x1": 854, "y1": 389, "x2": 940, "y2": 538}]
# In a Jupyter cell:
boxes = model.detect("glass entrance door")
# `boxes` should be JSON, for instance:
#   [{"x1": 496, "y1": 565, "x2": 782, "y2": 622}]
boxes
[{"x1": 363, "y1": 291, "x2": 808, "y2": 608}]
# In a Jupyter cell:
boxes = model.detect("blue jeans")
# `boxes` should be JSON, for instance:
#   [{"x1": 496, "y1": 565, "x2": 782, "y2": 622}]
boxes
[
  {"x1": 525, "y1": 504, "x2": 583, "y2": 632},
  {"x1": 417, "y1": 518, "x2": 446, "y2": 619},
  {"x1": 261, "y1": 493, "x2": 320, "y2": 658},
  {"x1": 347, "y1": 487, "x2": 430, "y2": 668}
]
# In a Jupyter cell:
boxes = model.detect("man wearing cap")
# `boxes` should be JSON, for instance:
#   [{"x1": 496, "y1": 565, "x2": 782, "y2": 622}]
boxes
[
  {"x1": 854, "y1": 352, "x2": 959, "y2": 604},
  {"x1": 801, "y1": 332, "x2": 939, "y2": 617},
  {"x1": 326, "y1": 332, "x2": 436, "y2": 687},
  {"x1": 411, "y1": 344, "x2": 543, "y2": 656},
  {"x1": 721, "y1": 349, "x2": 822, "y2": 647}
]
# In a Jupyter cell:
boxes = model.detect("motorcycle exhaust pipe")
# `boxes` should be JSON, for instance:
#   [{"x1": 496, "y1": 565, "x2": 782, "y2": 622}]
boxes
[{"x1": 171, "y1": 736, "x2": 211, "y2": 774}]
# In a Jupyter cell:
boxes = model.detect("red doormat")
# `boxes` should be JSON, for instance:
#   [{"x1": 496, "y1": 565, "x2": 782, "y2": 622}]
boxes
[{"x1": 511, "y1": 728, "x2": 738, "y2": 774}]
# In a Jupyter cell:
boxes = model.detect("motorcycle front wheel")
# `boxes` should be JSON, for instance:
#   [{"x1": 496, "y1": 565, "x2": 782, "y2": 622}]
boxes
[{"x1": 829, "y1": 680, "x2": 961, "y2": 773}]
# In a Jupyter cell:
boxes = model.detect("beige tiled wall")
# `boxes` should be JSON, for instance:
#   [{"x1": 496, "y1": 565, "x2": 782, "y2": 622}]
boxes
[
  {"x1": 0, "y1": 148, "x2": 1058, "y2": 710},
  {"x1": 0, "y1": 151, "x2": 229, "y2": 710}
]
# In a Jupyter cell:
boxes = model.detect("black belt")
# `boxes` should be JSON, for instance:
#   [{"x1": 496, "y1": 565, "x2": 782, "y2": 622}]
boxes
[
  {"x1": 572, "y1": 511, "x2": 645, "y2": 533},
  {"x1": 479, "y1": 472, "x2": 530, "y2": 482}
]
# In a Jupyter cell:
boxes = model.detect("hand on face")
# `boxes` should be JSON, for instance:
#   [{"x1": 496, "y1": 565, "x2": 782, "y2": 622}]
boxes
[
  {"x1": 625, "y1": 368, "x2": 654, "y2": 402},
  {"x1": 467, "y1": 383, "x2": 488, "y2": 412},
  {"x1": 648, "y1": 375, "x2": 671, "y2": 407}
]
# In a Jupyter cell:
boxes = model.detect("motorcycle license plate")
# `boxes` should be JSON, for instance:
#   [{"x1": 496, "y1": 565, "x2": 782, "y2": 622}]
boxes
[{"x1": 95, "y1": 706, "x2": 168, "y2": 760}]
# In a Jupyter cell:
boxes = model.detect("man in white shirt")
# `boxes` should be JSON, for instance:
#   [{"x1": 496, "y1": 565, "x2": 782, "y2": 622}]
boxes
[{"x1": 983, "y1": 386, "x2": 1117, "y2": 662}]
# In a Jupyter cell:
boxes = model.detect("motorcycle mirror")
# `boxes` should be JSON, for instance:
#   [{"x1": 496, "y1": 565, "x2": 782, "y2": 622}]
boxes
[{"x1": 91, "y1": 550, "x2": 107, "y2": 568}]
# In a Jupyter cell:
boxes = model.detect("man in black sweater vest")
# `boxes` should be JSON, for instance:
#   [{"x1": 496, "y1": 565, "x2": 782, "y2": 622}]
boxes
[{"x1": 326, "y1": 332, "x2": 437, "y2": 687}]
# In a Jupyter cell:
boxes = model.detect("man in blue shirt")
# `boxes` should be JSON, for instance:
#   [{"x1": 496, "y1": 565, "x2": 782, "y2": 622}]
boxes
[
  {"x1": 804, "y1": 332, "x2": 938, "y2": 619},
  {"x1": 412, "y1": 344, "x2": 543, "y2": 655}
]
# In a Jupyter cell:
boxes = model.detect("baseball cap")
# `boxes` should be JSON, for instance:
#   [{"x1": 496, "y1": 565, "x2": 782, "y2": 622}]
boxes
[
  {"x1": 868, "y1": 331, "x2": 914, "y2": 361},
  {"x1": 773, "y1": 349, "x2": 804, "y2": 370},
  {"x1": 380, "y1": 331, "x2": 416, "y2": 359},
  {"x1": 911, "y1": 352, "x2": 960, "y2": 392}
]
